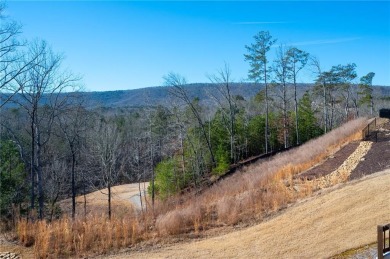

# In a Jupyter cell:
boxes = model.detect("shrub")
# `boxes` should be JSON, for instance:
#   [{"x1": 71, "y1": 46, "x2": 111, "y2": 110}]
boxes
[
  {"x1": 213, "y1": 144, "x2": 230, "y2": 176},
  {"x1": 0, "y1": 140, "x2": 27, "y2": 219},
  {"x1": 150, "y1": 156, "x2": 190, "y2": 200}
]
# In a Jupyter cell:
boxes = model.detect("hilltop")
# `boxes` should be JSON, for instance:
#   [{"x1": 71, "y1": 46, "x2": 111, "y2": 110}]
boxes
[{"x1": 76, "y1": 83, "x2": 266, "y2": 108}]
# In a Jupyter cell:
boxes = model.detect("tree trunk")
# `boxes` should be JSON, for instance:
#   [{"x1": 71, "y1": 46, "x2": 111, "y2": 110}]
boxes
[
  {"x1": 227, "y1": 84, "x2": 235, "y2": 163},
  {"x1": 138, "y1": 181, "x2": 143, "y2": 214},
  {"x1": 323, "y1": 82, "x2": 328, "y2": 133},
  {"x1": 71, "y1": 150, "x2": 76, "y2": 219},
  {"x1": 186, "y1": 101, "x2": 215, "y2": 166},
  {"x1": 108, "y1": 180, "x2": 111, "y2": 220},
  {"x1": 230, "y1": 109, "x2": 235, "y2": 162},
  {"x1": 330, "y1": 98, "x2": 335, "y2": 130},
  {"x1": 30, "y1": 113, "x2": 36, "y2": 214},
  {"x1": 283, "y1": 81, "x2": 288, "y2": 149},
  {"x1": 83, "y1": 176, "x2": 87, "y2": 219},
  {"x1": 143, "y1": 174, "x2": 148, "y2": 212},
  {"x1": 179, "y1": 126, "x2": 186, "y2": 183},
  {"x1": 36, "y1": 143, "x2": 44, "y2": 219},
  {"x1": 151, "y1": 149, "x2": 155, "y2": 210},
  {"x1": 344, "y1": 89, "x2": 350, "y2": 120},
  {"x1": 370, "y1": 98, "x2": 374, "y2": 116},
  {"x1": 294, "y1": 74, "x2": 299, "y2": 145},
  {"x1": 36, "y1": 125, "x2": 44, "y2": 219},
  {"x1": 199, "y1": 117, "x2": 215, "y2": 165},
  {"x1": 265, "y1": 67, "x2": 269, "y2": 153},
  {"x1": 136, "y1": 141, "x2": 143, "y2": 213},
  {"x1": 148, "y1": 118, "x2": 155, "y2": 210},
  {"x1": 49, "y1": 192, "x2": 59, "y2": 222}
]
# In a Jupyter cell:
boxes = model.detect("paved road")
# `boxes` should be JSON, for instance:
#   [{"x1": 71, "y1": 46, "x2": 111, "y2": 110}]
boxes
[{"x1": 129, "y1": 190, "x2": 147, "y2": 209}]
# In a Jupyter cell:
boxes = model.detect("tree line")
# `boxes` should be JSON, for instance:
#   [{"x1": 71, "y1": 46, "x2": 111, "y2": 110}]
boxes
[{"x1": 0, "y1": 5, "x2": 382, "y2": 223}]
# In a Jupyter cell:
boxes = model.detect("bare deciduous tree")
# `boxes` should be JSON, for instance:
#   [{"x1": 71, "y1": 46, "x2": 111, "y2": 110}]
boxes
[
  {"x1": 13, "y1": 40, "x2": 80, "y2": 219},
  {"x1": 164, "y1": 72, "x2": 216, "y2": 165},
  {"x1": 89, "y1": 120, "x2": 122, "y2": 219},
  {"x1": 272, "y1": 45, "x2": 291, "y2": 148},
  {"x1": 311, "y1": 56, "x2": 329, "y2": 133},
  {"x1": 57, "y1": 103, "x2": 87, "y2": 219},
  {"x1": 286, "y1": 47, "x2": 309, "y2": 145},
  {"x1": 208, "y1": 63, "x2": 238, "y2": 163},
  {"x1": 0, "y1": 4, "x2": 41, "y2": 107}
]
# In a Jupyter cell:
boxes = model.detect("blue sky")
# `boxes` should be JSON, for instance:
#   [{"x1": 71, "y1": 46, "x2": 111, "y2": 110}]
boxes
[{"x1": 6, "y1": 1, "x2": 390, "y2": 91}]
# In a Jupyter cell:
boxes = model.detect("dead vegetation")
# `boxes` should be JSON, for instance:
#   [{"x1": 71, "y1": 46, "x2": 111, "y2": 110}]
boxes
[
  {"x1": 154, "y1": 118, "x2": 367, "y2": 234},
  {"x1": 115, "y1": 169, "x2": 390, "y2": 259},
  {"x1": 16, "y1": 214, "x2": 141, "y2": 258},
  {"x1": 13, "y1": 118, "x2": 370, "y2": 258}
]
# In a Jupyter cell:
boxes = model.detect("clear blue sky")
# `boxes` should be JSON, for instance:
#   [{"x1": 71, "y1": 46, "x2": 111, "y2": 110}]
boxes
[{"x1": 6, "y1": 1, "x2": 390, "y2": 91}]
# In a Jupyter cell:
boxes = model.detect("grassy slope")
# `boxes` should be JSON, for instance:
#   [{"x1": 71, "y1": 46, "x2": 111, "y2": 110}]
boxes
[
  {"x1": 112, "y1": 169, "x2": 390, "y2": 259},
  {"x1": 2, "y1": 119, "x2": 382, "y2": 258}
]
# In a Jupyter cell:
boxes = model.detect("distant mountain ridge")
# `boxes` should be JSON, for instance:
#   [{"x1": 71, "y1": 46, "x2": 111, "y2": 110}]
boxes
[
  {"x1": 80, "y1": 83, "x2": 263, "y2": 108},
  {"x1": 2, "y1": 83, "x2": 389, "y2": 109},
  {"x1": 79, "y1": 83, "x2": 390, "y2": 108}
]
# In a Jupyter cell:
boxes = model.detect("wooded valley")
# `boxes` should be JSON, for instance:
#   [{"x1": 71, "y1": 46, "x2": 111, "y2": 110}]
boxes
[{"x1": 0, "y1": 3, "x2": 389, "y2": 258}]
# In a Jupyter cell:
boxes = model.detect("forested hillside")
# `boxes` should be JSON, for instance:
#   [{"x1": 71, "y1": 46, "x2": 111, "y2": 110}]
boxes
[
  {"x1": 0, "y1": 2, "x2": 389, "y2": 258},
  {"x1": 4, "y1": 83, "x2": 389, "y2": 109},
  {"x1": 79, "y1": 84, "x2": 390, "y2": 109}
]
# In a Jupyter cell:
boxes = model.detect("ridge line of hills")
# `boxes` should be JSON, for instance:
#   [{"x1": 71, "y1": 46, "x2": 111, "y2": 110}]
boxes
[
  {"x1": 2, "y1": 83, "x2": 389, "y2": 109},
  {"x1": 74, "y1": 83, "x2": 390, "y2": 108}
]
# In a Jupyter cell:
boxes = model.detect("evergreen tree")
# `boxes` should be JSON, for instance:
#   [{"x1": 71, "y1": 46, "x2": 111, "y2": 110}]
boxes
[
  {"x1": 359, "y1": 72, "x2": 375, "y2": 116},
  {"x1": 296, "y1": 92, "x2": 323, "y2": 143},
  {"x1": 0, "y1": 140, "x2": 26, "y2": 218},
  {"x1": 245, "y1": 31, "x2": 276, "y2": 153}
]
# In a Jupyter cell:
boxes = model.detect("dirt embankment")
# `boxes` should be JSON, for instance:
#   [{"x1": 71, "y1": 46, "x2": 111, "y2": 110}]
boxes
[{"x1": 104, "y1": 169, "x2": 390, "y2": 259}]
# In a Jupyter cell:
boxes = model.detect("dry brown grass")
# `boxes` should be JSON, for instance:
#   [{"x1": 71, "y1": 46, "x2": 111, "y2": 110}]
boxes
[
  {"x1": 14, "y1": 118, "x2": 369, "y2": 258},
  {"x1": 153, "y1": 118, "x2": 367, "y2": 235},
  {"x1": 16, "y1": 214, "x2": 142, "y2": 258},
  {"x1": 117, "y1": 169, "x2": 390, "y2": 259}
]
